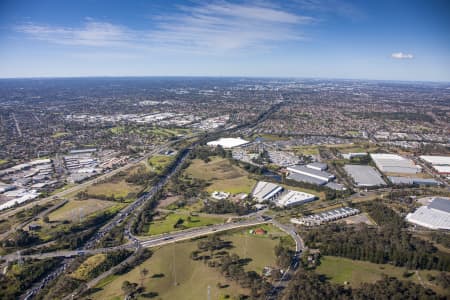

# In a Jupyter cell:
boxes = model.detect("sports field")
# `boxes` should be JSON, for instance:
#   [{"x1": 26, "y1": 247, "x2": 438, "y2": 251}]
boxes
[{"x1": 185, "y1": 157, "x2": 256, "y2": 194}]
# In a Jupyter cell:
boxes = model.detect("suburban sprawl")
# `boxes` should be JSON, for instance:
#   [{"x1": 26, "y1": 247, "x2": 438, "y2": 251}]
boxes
[{"x1": 0, "y1": 77, "x2": 449, "y2": 300}]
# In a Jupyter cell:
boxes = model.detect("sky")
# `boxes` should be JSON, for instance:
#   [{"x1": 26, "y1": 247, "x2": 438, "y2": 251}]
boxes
[{"x1": 0, "y1": 0, "x2": 449, "y2": 81}]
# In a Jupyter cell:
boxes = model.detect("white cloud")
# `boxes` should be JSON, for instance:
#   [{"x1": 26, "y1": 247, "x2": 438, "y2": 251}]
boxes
[
  {"x1": 391, "y1": 52, "x2": 414, "y2": 59},
  {"x1": 15, "y1": 1, "x2": 314, "y2": 53}
]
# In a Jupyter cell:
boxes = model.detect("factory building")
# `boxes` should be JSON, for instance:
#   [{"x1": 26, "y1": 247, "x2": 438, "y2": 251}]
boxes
[
  {"x1": 370, "y1": 153, "x2": 421, "y2": 174},
  {"x1": 420, "y1": 155, "x2": 450, "y2": 176},
  {"x1": 251, "y1": 181, "x2": 284, "y2": 203},
  {"x1": 287, "y1": 165, "x2": 335, "y2": 183},
  {"x1": 344, "y1": 165, "x2": 386, "y2": 187},
  {"x1": 406, "y1": 197, "x2": 450, "y2": 230},
  {"x1": 388, "y1": 176, "x2": 439, "y2": 186},
  {"x1": 291, "y1": 207, "x2": 360, "y2": 226}
]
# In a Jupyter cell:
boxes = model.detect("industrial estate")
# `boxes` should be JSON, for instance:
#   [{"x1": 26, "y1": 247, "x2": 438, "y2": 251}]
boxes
[{"x1": 0, "y1": 77, "x2": 449, "y2": 300}]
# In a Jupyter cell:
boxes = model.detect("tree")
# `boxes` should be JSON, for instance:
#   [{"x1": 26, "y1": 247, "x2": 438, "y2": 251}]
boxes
[
  {"x1": 121, "y1": 280, "x2": 138, "y2": 297},
  {"x1": 140, "y1": 268, "x2": 149, "y2": 287}
]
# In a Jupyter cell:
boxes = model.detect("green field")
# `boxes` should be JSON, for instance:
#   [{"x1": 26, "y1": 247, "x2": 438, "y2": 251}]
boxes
[
  {"x1": 185, "y1": 157, "x2": 256, "y2": 194},
  {"x1": 147, "y1": 213, "x2": 224, "y2": 235},
  {"x1": 90, "y1": 228, "x2": 283, "y2": 300},
  {"x1": 290, "y1": 145, "x2": 319, "y2": 156},
  {"x1": 148, "y1": 155, "x2": 174, "y2": 174},
  {"x1": 48, "y1": 199, "x2": 118, "y2": 222},
  {"x1": 316, "y1": 256, "x2": 448, "y2": 295},
  {"x1": 0, "y1": 159, "x2": 8, "y2": 166},
  {"x1": 85, "y1": 179, "x2": 142, "y2": 200}
]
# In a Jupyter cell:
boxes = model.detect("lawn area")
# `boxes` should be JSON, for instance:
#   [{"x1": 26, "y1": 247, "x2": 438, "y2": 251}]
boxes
[
  {"x1": 48, "y1": 199, "x2": 119, "y2": 222},
  {"x1": 147, "y1": 213, "x2": 225, "y2": 236},
  {"x1": 90, "y1": 229, "x2": 282, "y2": 300},
  {"x1": 328, "y1": 142, "x2": 379, "y2": 154},
  {"x1": 90, "y1": 240, "x2": 248, "y2": 300},
  {"x1": 148, "y1": 155, "x2": 174, "y2": 174},
  {"x1": 70, "y1": 254, "x2": 106, "y2": 280},
  {"x1": 226, "y1": 224, "x2": 288, "y2": 273},
  {"x1": 316, "y1": 256, "x2": 448, "y2": 295},
  {"x1": 0, "y1": 159, "x2": 8, "y2": 166},
  {"x1": 185, "y1": 157, "x2": 256, "y2": 194},
  {"x1": 85, "y1": 179, "x2": 142, "y2": 200},
  {"x1": 290, "y1": 145, "x2": 319, "y2": 156}
]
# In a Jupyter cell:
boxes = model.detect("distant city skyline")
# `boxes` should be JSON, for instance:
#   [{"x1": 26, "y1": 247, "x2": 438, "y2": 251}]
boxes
[{"x1": 0, "y1": 0, "x2": 449, "y2": 81}]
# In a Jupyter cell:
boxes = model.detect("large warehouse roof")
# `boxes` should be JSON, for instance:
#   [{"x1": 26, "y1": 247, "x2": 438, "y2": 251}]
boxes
[
  {"x1": 420, "y1": 155, "x2": 450, "y2": 166},
  {"x1": 287, "y1": 165, "x2": 335, "y2": 182},
  {"x1": 207, "y1": 137, "x2": 249, "y2": 148},
  {"x1": 344, "y1": 165, "x2": 386, "y2": 187},
  {"x1": 370, "y1": 153, "x2": 420, "y2": 174},
  {"x1": 277, "y1": 190, "x2": 316, "y2": 207},
  {"x1": 251, "y1": 181, "x2": 283, "y2": 202},
  {"x1": 406, "y1": 197, "x2": 450, "y2": 230}
]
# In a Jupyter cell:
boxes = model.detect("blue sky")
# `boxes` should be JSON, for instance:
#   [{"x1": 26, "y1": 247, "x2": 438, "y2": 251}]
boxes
[{"x1": 0, "y1": 0, "x2": 449, "y2": 81}]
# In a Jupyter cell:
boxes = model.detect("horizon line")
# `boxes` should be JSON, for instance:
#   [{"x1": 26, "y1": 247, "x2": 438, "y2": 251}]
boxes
[{"x1": 0, "y1": 75, "x2": 449, "y2": 84}]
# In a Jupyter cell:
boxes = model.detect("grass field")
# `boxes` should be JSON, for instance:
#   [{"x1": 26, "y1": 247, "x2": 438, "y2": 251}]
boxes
[
  {"x1": 316, "y1": 256, "x2": 448, "y2": 295},
  {"x1": 328, "y1": 143, "x2": 379, "y2": 154},
  {"x1": 85, "y1": 179, "x2": 142, "y2": 200},
  {"x1": 147, "y1": 213, "x2": 224, "y2": 235},
  {"x1": 148, "y1": 155, "x2": 174, "y2": 174},
  {"x1": 185, "y1": 157, "x2": 256, "y2": 194},
  {"x1": 290, "y1": 145, "x2": 319, "y2": 156},
  {"x1": 48, "y1": 199, "x2": 117, "y2": 222},
  {"x1": 90, "y1": 228, "x2": 283, "y2": 300},
  {"x1": 0, "y1": 159, "x2": 8, "y2": 166},
  {"x1": 71, "y1": 254, "x2": 106, "y2": 280}
]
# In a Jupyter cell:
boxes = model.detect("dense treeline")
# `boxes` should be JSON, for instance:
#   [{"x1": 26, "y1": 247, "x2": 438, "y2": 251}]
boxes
[
  {"x1": 0, "y1": 258, "x2": 62, "y2": 300},
  {"x1": 283, "y1": 272, "x2": 443, "y2": 300},
  {"x1": 202, "y1": 199, "x2": 254, "y2": 215},
  {"x1": 86, "y1": 250, "x2": 132, "y2": 280},
  {"x1": 303, "y1": 201, "x2": 450, "y2": 271}
]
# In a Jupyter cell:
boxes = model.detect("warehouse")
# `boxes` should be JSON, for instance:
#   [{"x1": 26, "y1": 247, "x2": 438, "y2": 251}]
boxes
[
  {"x1": 207, "y1": 137, "x2": 249, "y2": 148},
  {"x1": 420, "y1": 155, "x2": 450, "y2": 175},
  {"x1": 276, "y1": 190, "x2": 317, "y2": 207},
  {"x1": 344, "y1": 165, "x2": 386, "y2": 187},
  {"x1": 251, "y1": 181, "x2": 284, "y2": 203},
  {"x1": 370, "y1": 153, "x2": 420, "y2": 174},
  {"x1": 388, "y1": 176, "x2": 439, "y2": 186},
  {"x1": 287, "y1": 165, "x2": 335, "y2": 182},
  {"x1": 406, "y1": 197, "x2": 450, "y2": 230},
  {"x1": 287, "y1": 172, "x2": 327, "y2": 185}
]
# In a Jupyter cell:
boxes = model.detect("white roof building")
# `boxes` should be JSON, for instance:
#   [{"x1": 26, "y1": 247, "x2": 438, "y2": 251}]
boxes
[
  {"x1": 277, "y1": 190, "x2": 316, "y2": 207},
  {"x1": 370, "y1": 153, "x2": 421, "y2": 174},
  {"x1": 251, "y1": 181, "x2": 284, "y2": 203},
  {"x1": 420, "y1": 156, "x2": 450, "y2": 166},
  {"x1": 406, "y1": 197, "x2": 450, "y2": 230},
  {"x1": 207, "y1": 137, "x2": 249, "y2": 149}
]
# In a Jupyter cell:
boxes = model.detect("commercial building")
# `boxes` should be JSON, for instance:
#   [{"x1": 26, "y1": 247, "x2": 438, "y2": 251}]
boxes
[
  {"x1": 251, "y1": 181, "x2": 316, "y2": 207},
  {"x1": 306, "y1": 162, "x2": 328, "y2": 171},
  {"x1": 291, "y1": 207, "x2": 360, "y2": 226},
  {"x1": 277, "y1": 190, "x2": 317, "y2": 207},
  {"x1": 287, "y1": 165, "x2": 335, "y2": 183},
  {"x1": 420, "y1": 155, "x2": 450, "y2": 175},
  {"x1": 388, "y1": 176, "x2": 439, "y2": 186},
  {"x1": 344, "y1": 165, "x2": 386, "y2": 187},
  {"x1": 370, "y1": 153, "x2": 421, "y2": 174},
  {"x1": 406, "y1": 197, "x2": 450, "y2": 230},
  {"x1": 251, "y1": 181, "x2": 284, "y2": 203},
  {"x1": 207, "y1": 137, "x2": 249, "y2": 149}
]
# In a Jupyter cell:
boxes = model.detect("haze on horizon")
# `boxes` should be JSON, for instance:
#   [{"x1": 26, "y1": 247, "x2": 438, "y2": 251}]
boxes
[{"x1": 0, "y1": 0, "x2": 449, "y2": 82}]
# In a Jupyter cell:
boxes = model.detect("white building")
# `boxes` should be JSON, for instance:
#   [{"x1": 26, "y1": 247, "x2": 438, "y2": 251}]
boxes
[
  {"x1": 405, "y1": 197, "x2": 450, "y2": 230},
  {"x1": 277, "y1": 190, "x2": 316, "y2": 207},
  {"x1": 207, "y1": 137, "x2": 249, "y2": 149},
  {"x1": 251, "y1": 181, "x2": 284, "y2": 203},
  {"x1": 370, "y1": 153, "x2": 421, "y2": 174},
  {"x1": 287, "y1": 165, "x2": 335, "y2": 182}
]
